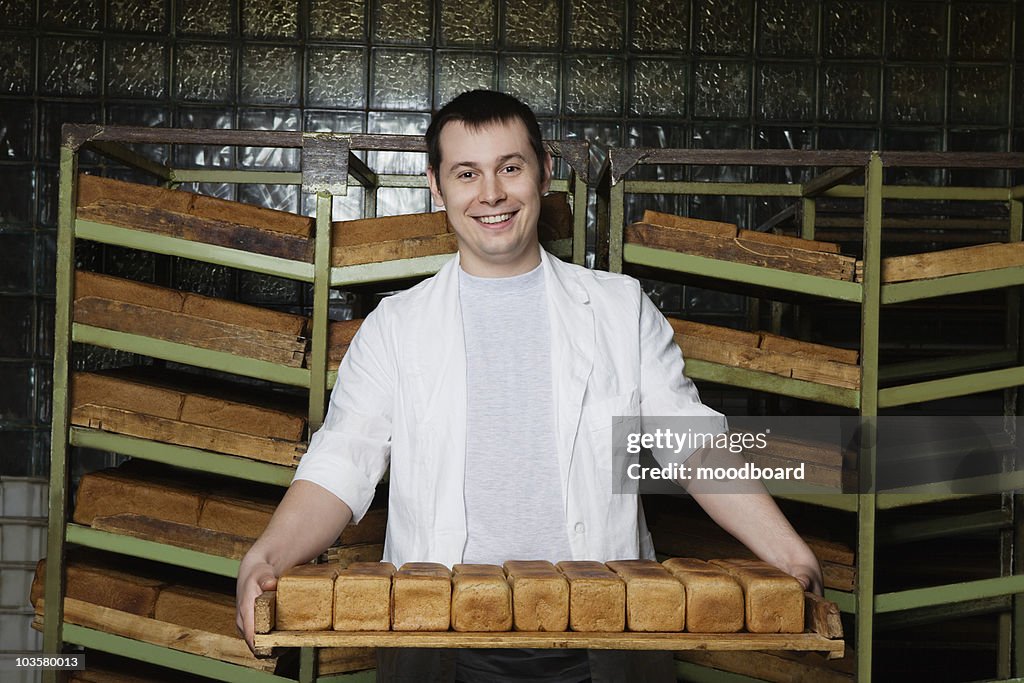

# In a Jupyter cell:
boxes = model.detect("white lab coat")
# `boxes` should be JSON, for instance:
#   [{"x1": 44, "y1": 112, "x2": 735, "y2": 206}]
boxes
[{"x1": 293, "y1": 248, "x2": 725, "y2": 569}]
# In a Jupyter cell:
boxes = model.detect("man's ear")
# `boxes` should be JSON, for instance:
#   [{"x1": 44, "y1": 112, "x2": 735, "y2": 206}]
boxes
[
  {"x1": 540, "y1": 152, "x2": 553, "y2": 195},
  {"x1": 426, "y1": 166, "x2": 445, "y2": 208}
]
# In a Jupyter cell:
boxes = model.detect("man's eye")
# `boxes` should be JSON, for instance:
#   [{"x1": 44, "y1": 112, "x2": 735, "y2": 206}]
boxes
[
  {"x1": 502, "y1": 165, "x2": 521, "y2": 174},
  {"x1": 458, "y1": 171, "x2": 475, "y2": 179}
]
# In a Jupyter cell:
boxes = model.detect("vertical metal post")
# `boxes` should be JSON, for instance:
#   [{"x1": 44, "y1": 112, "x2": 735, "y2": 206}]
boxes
[
  {"x1": 572, "y1": 173, "x2": 587, "y2": 267},
  {"x1": 608, "y1": 180, "x2": 625, "y2": 273},
  {"x1": 1010, "y1": 193, "x2": 1024, "y2": 676},
  {"x1": 800, "y1": 196, "x2": 816, "y2": 241},
  {"x1": 856, "y1": 151, "x2": 884, "y2": 683},
  {"x1": 299, "y1": 643, "x2": 317, "y2": 683},
  {"x1": 42, "y1": 141, "x2": 79, "y2": 681},
  {"x1": 308, "y1": 192, "x2": 332, "y2": 431}
]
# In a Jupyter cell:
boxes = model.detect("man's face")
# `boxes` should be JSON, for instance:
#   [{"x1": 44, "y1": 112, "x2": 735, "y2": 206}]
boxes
[{"x1": 427, "y1": 118, "x2": 552, "y2": 278}]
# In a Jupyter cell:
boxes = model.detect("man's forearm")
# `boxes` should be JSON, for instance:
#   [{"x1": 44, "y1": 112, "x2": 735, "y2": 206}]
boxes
[{"x1": 246, "y1": 479, "x2": 354, "y2": 572}]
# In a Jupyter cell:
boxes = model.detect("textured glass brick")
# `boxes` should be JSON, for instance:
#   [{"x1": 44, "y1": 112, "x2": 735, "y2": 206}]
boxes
[
  {"x1": 310, "y1": 0, "x2": 365, "y2": 40},
  {"x1": 821, "y1": 65, "x2": 879, "y2": 123},
  {"x1": 886, "y1": 2, "x2": 946, "y2": 61},
  {"x1": 0, "y1": 167, "x2": 34, "y2": 226},
  {"x1": 504, "y1": 0, "x2": 561, "y2": 48},
  {"x1": 102, "y1": 245, "x2": 157, "y2": 282},
  {"x1": 629, "y1": 58, "x2": 687, "y2": 117},
  {"x1": 239, "y1": 184, "x2": 300, "y2": 213},
  {"x1": 631, "y1": 0, "x2": 688, "y2": 52},
  {"x1": 40, "y1": 102, "x2": 100, "y2": 161},
  {"x1": 366, "y1": 112, "x2": 429, "y2": 176},
  {"x1": 626, "y1": 123, "x2": 689, "y2": 150},
  {"x1": 0, "y1": 298, "x2": 33, "y2": 358},
  {"x1": 106, "y1": 104, "x2": 171, "y2": 164},
  {"x1": 0, "y1": 431, "x2": 36, "y2": 476},
  {"x1": 0, "y1": 363, "x2": 34, "y2": 423},
  {"x1": 818, "y1": 128, "x2": 877, "y2": 150},
  {"x1": 757, "y1": 63, "x2": 814, "y2": 121},
  {"x1": 241, "y1": 46, "x2": 300, "y2": 105},
  {"x1": 950, "y1": 66, "x2": 1009, "y2": 126},
  {"x1": 500, "y1": 55, "x2": 560, "y2": 116},
  {"x1": 441, "y1": 0, "x2": 496, "y2": 47},
  {"x1": 824, "y1": 0, "x2": 882, "y2": 57},
  {"x1": 175, "y1": 43, "x2": 234, "y2": 102},
  {"x1": 36, "y1": 231, "x2": 56, "y2": 297},
  {"x1": 371, "y1": 49, "x2": 431, "y2": 110},
  {"x1": 109, "y1": 0, "x2": 168, "y2": 33},
  {"x1": 172, "y1": 258, "x2": 235, "y2": 298},
  {"x1": 686, "y1": 288, "x2": 744, "y2": 314},
  {"x1": 0, "y1": 233, "x2": 33, "y2": 294},
  {"x1": 436, "y1": 52, "x2": 496, "y2": 109},
  {"x1": 242, "y1": 0, "x2": 298, "y2": 37},
  {"x1": 883, "y1": 129, "x2": 941, "y2": 151},
  {"x1": 691, "y1": 125, "x2": 750, "y2": 184},
  {"x1": 304, "y1": 110, "x2": 365, "y2": 133},
  {"x1": 758, "y1": 0, "x2": 816, "y2": 57},
  {"x1": 566, "y1": 57, "x2": 623, "y2": 116},
  {"x1": 36, "y1": 168, "x2": 58, "y2": 228},
  {"x1": 693, "y1": 60, "x2": 750, "y2": 119},
  {"x1": 0, "y1": 1, "x2": 33, "y2": 27},
  {"x1": 1017, "y1": 70, "x2": 1024, "y2": 126},
  {"x1": 239, "y1": 109, "x2": 301, "y2": 170},
  {"x1": 35, "y1": 363, "x2": 51, "y2": 424},
  {"x1": 568, "y1": 0, "x2": 624, "y2": 50},
  {"x1": 72, "y1": 344, "x2": 143, "y2": 371},
  {"x1": 0, "y1": 104, "x2": 34, "y2": 161},
  {"x1": 694, "y1": 0, "x2": 752, "y2": 55},
  {"x1": 238, "y1": 272, "x2": 301, "y2": 306},
  {"x1": 377, "y1": 187, "x2": 431, "y2": 217},
  {"x1": 949, "y1": 130, "x2": 1008, "y2": 186},
  {"x1": 180, "y1": 182, "x2": 236, "y2": 200},
  {"x1": 308, "y1": 48, "x2": 366, "y2": 109},
  {"x1": 106, "y1": 40, "x2": 168, "y2": 98},
  {"x1": 302, "y1": 187, "x2": 365, "y2": 221},
  {"x1": 0, "y1": 36, "x2": 34, "y2": 94},
  {"x1": 40, "y1": 38, "x2": 101, "y2": 96},
  {"x1": 177, "y1": 0, "x2": 234, "y2": 35},
  {"x1": 884, "y1": 65, "x2": 944, "y2": 124},
  {"x1": 374, "y1": 0, "x2": 431, "y2": 44},
  {"x1": 37, "y1": 299, "x2": 54, "y2": 360},
  {"x1": 755, "y1": 126, "x2": 813, "y2": 150},
  {"x1": 174, "y1": 107, "x2": 235, "y2": 168},
  {"x1": 952, "y1": 3, "x2": 1011, "y2": 61},
  {"x1": 41, "y1": 0, "x2": 101, "y2": 30}
]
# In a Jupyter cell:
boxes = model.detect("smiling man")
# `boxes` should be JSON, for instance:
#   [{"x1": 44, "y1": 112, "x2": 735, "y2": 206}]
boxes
[{"x1": 236, "y1": 90, "x2": 821, "y2": 683}]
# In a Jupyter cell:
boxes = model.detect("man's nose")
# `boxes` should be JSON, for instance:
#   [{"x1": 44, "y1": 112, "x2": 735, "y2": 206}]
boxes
[{"x1": 478, "y1": 174, "x2": 506, "y2": 204}]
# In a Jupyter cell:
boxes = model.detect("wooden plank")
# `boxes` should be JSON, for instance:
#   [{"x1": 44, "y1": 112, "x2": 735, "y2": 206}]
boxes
[
  {"x1": 74, "y1": 299, "x2": 307, "y2": 367},
  {"x1": 198, "y1": 494, "x2": 277, "y2": 539},
  {"x1": 741, "y1": 452, "x2": 844, "y2": 489},
  {"x1": 72, "y1": 372, "x2": 185, "y2": 422},
  {"x1": 323, "y1": 544, "x2": 386, "y2": 567},
  {"x1": 676, "y1": 650, "x2": 853, "y2": 682},
  {"x1": 41, "y1": 597, "x2": 278, "y2": 671},
  {"x1": 871, "y1": 242, "x2": 1024, "y2": 283},
  {"x1": 738, "y1": 230, "x2": 842, "y2": 254},
  {"x1": 626, "y1": 223, "x2": 857, "y2": 280},
  {"x1": 91, "y1": 514, "x2": 255, "y2": 560},
  {"x1": 31, "y1": 558, "x2": 164, "y2": 617},
  {"x1": 338, "y1": 507, "x2": 387, "y2": 546},
  {"x1": 538, "y1": 192, "x2": 574, "y2": 242},
  {"x1": 317, "y1": 647, "x2": 377, "y2": 675},
  {"x1": 253, "y1": 629, "x2": 843, "y2": 657},
  {"x1": 641, "y1": 210, "x2": 738, "y2": 238},
  {"x1": 331, "y1": 233, "x2": 458, "y2": 267},
  {"x1": 71, "y1": 405, "x2": 306, "y2": 465},
  {"x1": 75, "y1": 271, "x2": 309, "y2": 337},
  {"x1": 805, "y1": 592, "x2": 844, "y2": 639},
  {"x1": 667, "y1": 318, "x2": 761, "y2": 347},
  {"x1": 328, "y1": 319, "x2": 364, "y2": 369},
  {"x1": 755, "y1": 434, "x2": 849, "y2": 470},
  {"x1": 73, "y1": 468, "x2": 203, "y2": 527},
  {"x1": 180, "y1": 394, "x2": 305, "y2": 442},
  {"x1": 332, "y1": 211, "x2": 450, "y2": 245},
  {"x1": 757, "y1": 332, "x2": 859, "y2": 365}
]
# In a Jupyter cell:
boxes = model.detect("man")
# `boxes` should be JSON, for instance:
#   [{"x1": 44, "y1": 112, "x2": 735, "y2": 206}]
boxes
[{"x1": 236, "y1": 90, "x2": 822, "y2": 682}]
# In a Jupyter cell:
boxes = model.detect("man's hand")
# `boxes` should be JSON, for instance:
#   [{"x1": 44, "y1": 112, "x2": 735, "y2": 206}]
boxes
[
  {"x1": 236, "y1": 554, "x2": 279, "y2": 652},
  {"x1": 775, "y1": 547, "x2": 824, "y2": 596}
]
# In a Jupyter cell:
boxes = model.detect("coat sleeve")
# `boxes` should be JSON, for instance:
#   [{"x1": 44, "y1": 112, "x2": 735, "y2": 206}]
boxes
[
  {"x1": 292, "y1": 304, "x2": 395, "y2": 523},
  {"x1": 636, "y1": 290, "x2": 727, "y2": 466}
]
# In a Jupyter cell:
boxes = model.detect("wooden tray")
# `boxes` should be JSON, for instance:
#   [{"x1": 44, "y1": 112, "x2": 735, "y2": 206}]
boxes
[{"x1": 253, "y1": 592, "x2": 844, "y2": 659}]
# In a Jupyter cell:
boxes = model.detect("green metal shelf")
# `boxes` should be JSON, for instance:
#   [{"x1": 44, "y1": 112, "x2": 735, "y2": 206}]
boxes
[
  {"x1": 65, "y1": 524, "x2": 240, "y2": 578},
  {"x1": 685, "y1": 358, "x2": 860, "y2": 409},
  {"x1": 72, "y1": 323, "x2": 311, "y2": 388},
  {"x1": 878, "y1": 365, "x2": 1024, "y2": 408},
  {"x1": 881, "y1": 266, "x2": 1024, "y2": 304},
  {"x1": 70, "y1": 427, "x2": 295, "y2": 487},
  {"x1": 75, "y1": 219, "x2": 315, "y2": 283},
  {"x1": 329, "y1": 253, "x2": 455, "y2": 287},
  {"x1": 62, "y1": 623, "x2": 294, "y2": 683}
]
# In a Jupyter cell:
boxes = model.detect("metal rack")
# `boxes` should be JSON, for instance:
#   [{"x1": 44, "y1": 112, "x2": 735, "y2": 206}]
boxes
[
  {"x1": 44, "y1": 124, "x2": 590, "y2": 683},
  {"x1": 606, "y1": 148, "x2": 1024, "y2": 682}
]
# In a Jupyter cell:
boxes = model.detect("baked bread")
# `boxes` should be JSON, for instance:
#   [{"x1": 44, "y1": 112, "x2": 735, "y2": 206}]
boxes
[
  {"x1": 503, "y1": 560, "x2": 569, "y2": 632},
  {"x1": 333, "y1": 561, "x2": 396, "y2": 631},
  {"x1": 451, "y1": 564, "x2": 513, "y2": 632},
  {"x1": 710, "y1": 559, "x2": 804, "y2": 633},
  {"x1": 606, "y1": 559, "x2": 685, "y2": 632},
  {"x1": 556, "y1": 561, "x2": 626, "y2": 632},
  {"x1": 276, "y1": 563, "x2": 343, "y2": 630},
  {"x1": 662, "y1": 558, "x2": 744, "y2": 633},
  {"x1": 391, "y1": 562, "x2": 451, "y2": 631}
]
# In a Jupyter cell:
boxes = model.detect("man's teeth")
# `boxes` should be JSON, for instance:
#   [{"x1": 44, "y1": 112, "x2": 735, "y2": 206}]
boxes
[{"x1": 478, "y1": 213, "x2": 513, "y2": 225}]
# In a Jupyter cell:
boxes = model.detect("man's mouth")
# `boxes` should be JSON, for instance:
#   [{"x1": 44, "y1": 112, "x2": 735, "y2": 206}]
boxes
[{"x1": 476, "y1": 211, "x2": 516, "y2": 225}]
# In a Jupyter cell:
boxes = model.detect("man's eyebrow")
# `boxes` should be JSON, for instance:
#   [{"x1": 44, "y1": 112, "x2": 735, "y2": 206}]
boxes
[{"x1": 447, "y1": 153, "x2": 529, "y2": 172}]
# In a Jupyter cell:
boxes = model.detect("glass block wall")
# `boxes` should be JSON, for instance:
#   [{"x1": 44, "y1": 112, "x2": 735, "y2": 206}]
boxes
[{"x1": 0, "y1": 0, "x2": 1021, "y2": 477}]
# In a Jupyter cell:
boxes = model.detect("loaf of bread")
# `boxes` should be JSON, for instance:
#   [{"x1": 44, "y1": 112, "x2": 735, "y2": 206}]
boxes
[
  {"x1": 710, "y1": 559, "x2": 804, "y2": 633},
  {"x1": 276, "y1": 563, "x2": 343, "y2": 630},
  {"x1": 503, "y1": 560, "x2": 569, "y2": 632},
  {"x1": 391, "y1": 562, "x2": 451, "y2": 631},
  {"x1": 451, "y1": 564, "x2": 513, "y2": 632},
  {"x1": 662, "y1": 558, "x2": 744, "y2": 633},
  {"x1": 153, "y1": 585, "x2": 238, "y2": 637},
  {"x1": 606, "y1": 559, "x2": 685, "y2": 632},
  {"x1": 333, "y1": 561, "x2": 395, "y2": 631},
  {"x1": 557, "y1": 561, "x2": 626, "y2": 632}
]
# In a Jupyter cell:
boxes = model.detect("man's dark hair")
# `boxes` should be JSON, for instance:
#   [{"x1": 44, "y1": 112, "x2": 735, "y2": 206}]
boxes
[{"x1": 425, "y1": 89, "x2": 547, "y2": 179}]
